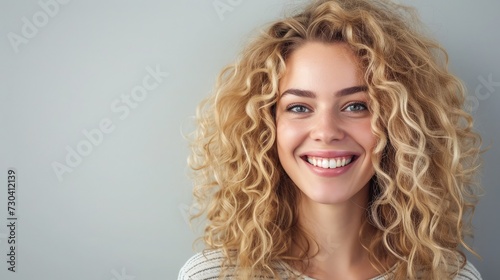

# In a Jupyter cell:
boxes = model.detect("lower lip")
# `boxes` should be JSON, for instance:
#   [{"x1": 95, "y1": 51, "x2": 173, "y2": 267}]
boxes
[{"x1": 303, "y1": 158, "x2": 355, "y2": 177}]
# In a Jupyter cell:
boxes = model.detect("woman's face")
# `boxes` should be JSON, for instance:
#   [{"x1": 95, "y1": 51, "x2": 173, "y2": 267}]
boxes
[{"x1": 276, "y1": 42, "x2": 376, "y2": 206}]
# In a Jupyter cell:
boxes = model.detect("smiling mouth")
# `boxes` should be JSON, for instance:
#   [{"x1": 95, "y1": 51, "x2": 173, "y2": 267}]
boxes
[{"x1": 304, "y1": 156, "x2": 356, "y2": 169}]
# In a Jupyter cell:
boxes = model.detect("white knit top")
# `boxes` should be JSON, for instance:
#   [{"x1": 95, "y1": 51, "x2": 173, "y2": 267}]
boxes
[{"x1": 178, "y1": 250, "x2": 482, "y2": 280}]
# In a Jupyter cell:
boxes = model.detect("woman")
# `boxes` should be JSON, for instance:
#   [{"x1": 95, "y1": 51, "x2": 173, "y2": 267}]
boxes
[{"x1": 179, "y1": 0, "x2": 483, "y2": 279}]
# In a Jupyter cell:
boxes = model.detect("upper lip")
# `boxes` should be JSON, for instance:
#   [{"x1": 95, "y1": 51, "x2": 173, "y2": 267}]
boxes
[{"x1": 300, "y1": 151, "x2": 360, "y2": 158}]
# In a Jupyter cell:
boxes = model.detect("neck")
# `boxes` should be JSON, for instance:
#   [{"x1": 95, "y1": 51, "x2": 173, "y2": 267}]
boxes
[
  {"x1": 292, "y1": 184, "x2": 379, "y2": 279},
  {"x1": 298, "y1": 190, "x2": 369, "y2": 262}
]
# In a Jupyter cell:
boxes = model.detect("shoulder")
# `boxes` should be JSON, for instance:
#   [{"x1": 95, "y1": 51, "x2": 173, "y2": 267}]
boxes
[
  {"x1": 178, "y1": 249, "x2": 300, "y2": 280},
  {"x1": 454, "y1": 261, "x2": 482, "y2": 280},
  {"x1": 178, "y1": 250, "x2": 228, "y2": 280}
]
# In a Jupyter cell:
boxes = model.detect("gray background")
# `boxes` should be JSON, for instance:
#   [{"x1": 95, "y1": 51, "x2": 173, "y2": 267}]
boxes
[{"x1": 0, "y1": 0, "x2": 498, "y2": 279}]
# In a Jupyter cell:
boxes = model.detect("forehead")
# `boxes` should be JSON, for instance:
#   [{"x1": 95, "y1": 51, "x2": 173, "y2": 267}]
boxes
[{"x1": 279, "y1": 42, "x2": 363, "y2": 94}]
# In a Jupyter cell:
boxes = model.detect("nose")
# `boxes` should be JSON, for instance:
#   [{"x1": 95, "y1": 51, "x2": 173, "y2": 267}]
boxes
[{"x1": 310, "y1": 111, "x2": 345, "y2": 143}]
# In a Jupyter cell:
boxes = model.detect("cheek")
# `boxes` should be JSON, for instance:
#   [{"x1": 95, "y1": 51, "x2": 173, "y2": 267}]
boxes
[
  {"x1": 276, "y1": 119, "x2": 305, "y2": 151},
  {"x1": 276, "y1": 119, "x2": 303, "y2": 167},
  {"x1": 276, "y1": 120, "x2": 290, "y2": 157},
  {"x1": 362, "y1": 133, "x2": 377, "y2": 152},
  {"x1": 356, "y1": 122, "x2": 377, "y2": 175},
  {"x1": 276, "y1": 120, "x2": 303, "y2": 178},
  {"x1": 356, "y1": 121, "x2": 377, "y2": 150}
]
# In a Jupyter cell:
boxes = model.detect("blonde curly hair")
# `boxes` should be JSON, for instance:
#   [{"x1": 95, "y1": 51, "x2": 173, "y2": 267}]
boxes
[{"x1": 188, "y1": 0, "x2": 482, "y2": 279}]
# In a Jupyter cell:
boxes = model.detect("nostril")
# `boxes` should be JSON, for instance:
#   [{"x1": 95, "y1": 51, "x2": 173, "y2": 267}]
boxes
[{"x1": 310, "y1": 127, "x2": 345, "y2": 142}]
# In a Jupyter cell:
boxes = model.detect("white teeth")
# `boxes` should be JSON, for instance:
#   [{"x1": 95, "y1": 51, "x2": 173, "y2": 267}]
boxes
[
  {"x1": 307, "y1": 157, "x2": 314, "y2": 165},
  {"x1": 306, "y1": 156, "x2": 354, "y2": 169}
]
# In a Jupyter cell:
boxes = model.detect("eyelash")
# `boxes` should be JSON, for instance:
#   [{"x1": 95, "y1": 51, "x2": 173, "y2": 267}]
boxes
[
  {"x1": 286, "y1": 104, "x2": 311, "y2": 113},
  {"x1": 343, "y1": 102, "x2": 368, "y2": 112},
  {"x1": 285, "y1": 102, "x2": 368, "y2": 113}
]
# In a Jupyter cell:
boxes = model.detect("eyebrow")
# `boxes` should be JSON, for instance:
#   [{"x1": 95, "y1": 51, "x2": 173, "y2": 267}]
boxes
[{"x1": 281, "y1": 86, "x2": 368, "y2": 98}]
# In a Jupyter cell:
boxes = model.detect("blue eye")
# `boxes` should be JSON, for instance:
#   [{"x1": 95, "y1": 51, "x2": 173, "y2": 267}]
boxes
[
  {"x1": 287, "y1": 104, "x2": 311, "y2": 113},
  {"x1": 344, "y1": 102, "x2": 367, "y2": 112}
]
